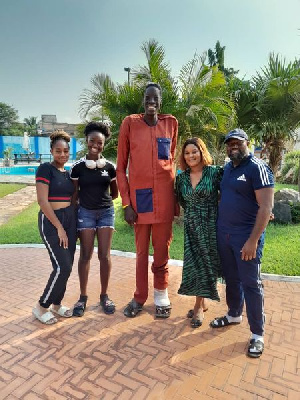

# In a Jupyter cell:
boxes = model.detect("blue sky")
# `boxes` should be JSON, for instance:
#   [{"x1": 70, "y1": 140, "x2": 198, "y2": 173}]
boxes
[{"x1": 0, "y1": 0, "x2": 299, "y2": 123}]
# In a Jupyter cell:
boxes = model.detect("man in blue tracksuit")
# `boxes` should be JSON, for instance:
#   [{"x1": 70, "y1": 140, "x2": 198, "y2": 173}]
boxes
[{"x1": 210, "y1": 128, "x2": 274, "y2": 358}]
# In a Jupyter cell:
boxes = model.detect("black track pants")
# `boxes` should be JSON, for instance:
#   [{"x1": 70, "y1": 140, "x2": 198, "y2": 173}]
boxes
[{"x1": 38, "y1": 205, "x2": 77, "y2": 308}]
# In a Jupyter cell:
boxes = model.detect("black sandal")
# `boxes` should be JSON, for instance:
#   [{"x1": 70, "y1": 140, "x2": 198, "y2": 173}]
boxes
[
  {"x1": 123, "y1": 299, "x2": 143, "y2": 318},
  {"x1": 191, "y1": 317, "x2": 202, "y2": 328},
  {"x1": 100, "y1": 295, "x2": 115, "y2": 315},
  {"x1": 247, "y1": 339, "x2": 264, "y2": 358},
  {"x1": 155, "y1": 305, "x2": 171, "y2": 319},
  {"x1": 72, "y1": 297, "x2": 87, "y2": 317},
  {"x1": 187, "y1": 307, "x2": 208, "y2": 318},
  {"x1": 210, "y1": 315, "x2": 241, "y2": 328}
]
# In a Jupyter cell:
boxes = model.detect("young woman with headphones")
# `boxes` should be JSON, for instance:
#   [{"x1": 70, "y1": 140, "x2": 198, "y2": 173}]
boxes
[{"x1": 70, "y1": 122, "x2": 118, "y2": 317}]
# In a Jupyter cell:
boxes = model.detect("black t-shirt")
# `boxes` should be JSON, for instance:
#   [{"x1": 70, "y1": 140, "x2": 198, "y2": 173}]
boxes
[
  {"x1": 35, "y1": 162, "x2": 75, "y2": 202},
  {"x1": 70, "y1": 157, "x2": 116, "y2": 209}
]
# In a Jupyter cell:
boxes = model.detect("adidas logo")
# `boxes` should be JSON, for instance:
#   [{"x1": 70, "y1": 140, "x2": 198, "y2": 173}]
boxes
[
  {"x1": 101, "y1": 170, "x2": 109, "y2": 176},
  {"x1": 237, "y1": 174, "x2": 246, "y2": 182}
]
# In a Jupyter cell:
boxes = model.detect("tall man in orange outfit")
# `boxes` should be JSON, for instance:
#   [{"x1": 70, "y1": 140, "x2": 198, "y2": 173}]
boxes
[{"x1": 116, "y1": 83, "x2": 178, "y2": 318}]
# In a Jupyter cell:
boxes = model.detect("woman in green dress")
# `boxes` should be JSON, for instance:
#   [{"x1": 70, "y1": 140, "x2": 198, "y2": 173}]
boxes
[{"x1": 175, "y1": 137, "x2": 223, "y2": 328}]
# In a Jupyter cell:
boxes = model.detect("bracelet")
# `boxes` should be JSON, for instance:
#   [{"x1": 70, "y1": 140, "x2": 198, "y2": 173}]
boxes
[{"x1": 122, "y1": 205, "x2": 130, "y2": 209}]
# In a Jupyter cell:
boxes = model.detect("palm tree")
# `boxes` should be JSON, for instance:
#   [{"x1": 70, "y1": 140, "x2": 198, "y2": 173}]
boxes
[
  {"x1": 78, "y1": 40, "x2": 236, "y2": 161},
  {"x1": 175, "y1": 52, "x2": 236, "y2": 162},
  {"x1": 132, "y1": 39, "x2": 178, "y2": 114},
  {"x1": 23, "y1": 116, "x2": 38, "y2": 135},
  {"x1": 250, "y1": 54, "x2": 300, "y2": 175},
  {"x1": 78, "y1": 74, "x2": 145, "y2": 156}
]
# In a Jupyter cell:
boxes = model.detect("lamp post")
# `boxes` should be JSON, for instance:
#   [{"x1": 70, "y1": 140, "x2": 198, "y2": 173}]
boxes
[{"x1": 124, "y1": 67, "x2": 131, "y2": 85}]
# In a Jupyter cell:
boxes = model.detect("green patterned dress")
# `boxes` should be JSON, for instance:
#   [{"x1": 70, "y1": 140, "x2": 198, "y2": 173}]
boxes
[{"x1": 175, "y1": 166, "x2": 223, "y2": 301}]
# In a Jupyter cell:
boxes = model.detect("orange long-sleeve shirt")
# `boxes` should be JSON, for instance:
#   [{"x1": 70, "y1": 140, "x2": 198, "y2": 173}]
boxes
[{"x1": 116, "y1": 113, "x2": 178, "y2": 224}]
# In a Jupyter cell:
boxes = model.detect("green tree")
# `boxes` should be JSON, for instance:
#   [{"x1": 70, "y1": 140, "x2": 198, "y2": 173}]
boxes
[
  {"x1": 0, "y1": 102, "x2": 22, "y2": 136},
  {"x1": 207, "y1": 40, "x2": 239, "y2": 79}
]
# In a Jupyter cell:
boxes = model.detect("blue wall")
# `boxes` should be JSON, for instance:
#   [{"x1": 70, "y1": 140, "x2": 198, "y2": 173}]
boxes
[{"x1": 0, "y1": 136, "x2": 83, "y2": 161}]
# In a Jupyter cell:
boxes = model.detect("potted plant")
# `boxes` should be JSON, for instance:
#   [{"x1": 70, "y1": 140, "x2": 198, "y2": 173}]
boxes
[{"x1": 3, "y1": 147, "x2": 13, "y2": 166}]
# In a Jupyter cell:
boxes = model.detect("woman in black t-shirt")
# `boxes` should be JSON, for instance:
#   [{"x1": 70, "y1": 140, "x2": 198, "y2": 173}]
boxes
[
  {"x1": 33, "y1": 130, "x2": 77, "y2": 325},
  {"x1": 70, "y1": 122, "x2": 118, "y2": 316}
]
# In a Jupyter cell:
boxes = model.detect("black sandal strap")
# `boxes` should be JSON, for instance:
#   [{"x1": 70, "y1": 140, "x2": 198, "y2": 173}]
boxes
[{"x1": 72, "y1": 299, "x2": 87, "y2": 317}]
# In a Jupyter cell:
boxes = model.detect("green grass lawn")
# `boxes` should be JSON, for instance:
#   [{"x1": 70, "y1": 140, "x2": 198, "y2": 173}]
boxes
[
  {"x1": 0, "y1": 183, "x2": 26, "y2": 198},
  {"x1": 0, "y1": 195, "x2": 299, "y2": 276},
  {"x1": 263, "y1": 223, "x2": 300, "y2": 276},
  {"x1": 275, "y1": 183, "x2": 298, "y2": 192}
]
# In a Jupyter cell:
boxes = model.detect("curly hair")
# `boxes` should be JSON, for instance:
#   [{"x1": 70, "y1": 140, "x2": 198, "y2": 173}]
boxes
[
  {"x1": 50, "y1": 130, "x2": 70, "y2": 148},
  {"x1": 179, "y1": 137, "x2": 212, "y2": 170},
  {"x1": 84, "y1": 121, "x2": 111, "y2": 139}
]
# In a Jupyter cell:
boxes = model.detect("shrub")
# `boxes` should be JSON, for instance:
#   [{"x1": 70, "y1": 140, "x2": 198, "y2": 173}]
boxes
[
  {"x1": 291, "y1": 202, "x2": 300, "y2": 224},
  {"x1": 281, "y1": 150, "x2": 300, "y2": 184}
]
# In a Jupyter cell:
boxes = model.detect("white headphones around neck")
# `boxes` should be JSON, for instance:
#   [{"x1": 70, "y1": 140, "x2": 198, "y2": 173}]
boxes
[{"x1": 85, "y1": 156, "x2": 106, "y2": 169}]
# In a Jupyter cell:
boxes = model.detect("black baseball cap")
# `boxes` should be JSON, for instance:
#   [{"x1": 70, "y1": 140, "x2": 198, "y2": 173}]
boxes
[{"x1": 224, "y1": 128, "x2": 248, "y2": 143}]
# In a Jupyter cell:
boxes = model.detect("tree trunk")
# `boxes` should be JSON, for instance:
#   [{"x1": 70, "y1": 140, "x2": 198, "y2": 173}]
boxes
[
  {"x1": 298, "y1": 159, "x2": 300, "y2": 192},
  {"x1": 268, "y1": 139, "x2": 285, "y2": 177}
]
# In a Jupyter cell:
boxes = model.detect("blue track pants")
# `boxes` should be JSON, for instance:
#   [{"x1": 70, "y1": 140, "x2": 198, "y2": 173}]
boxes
[{"x1": 217, "y1": 230, "x2": 265, "y2": 336}]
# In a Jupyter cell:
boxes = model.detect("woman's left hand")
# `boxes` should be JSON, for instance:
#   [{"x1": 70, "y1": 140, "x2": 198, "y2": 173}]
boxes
[{"x1": 57, "y1": 226, "x2": 68, "y2": 249}]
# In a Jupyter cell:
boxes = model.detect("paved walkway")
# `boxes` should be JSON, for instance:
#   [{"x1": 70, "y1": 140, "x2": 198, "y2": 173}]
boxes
[
  {"x1": 0, "y1": 174, "x2": 35, "y2": 185},
  {"x1": 0, "y1": 246, "x2": 300, "y2": 399},
  {"x1": 0, "y1": 175, "x2": 36, "y2": 225},
  {"x1": 0, "y1": 178, "x2": 300, "y2": 399},
  {"x1": 0, "y1": 186, "x2": 36, "y2": 225}
]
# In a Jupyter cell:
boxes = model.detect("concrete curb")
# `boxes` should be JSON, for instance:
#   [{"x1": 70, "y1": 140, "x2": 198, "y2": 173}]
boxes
[{"x1": 1, "y1": 243, "x2": 299, "y2": 282}]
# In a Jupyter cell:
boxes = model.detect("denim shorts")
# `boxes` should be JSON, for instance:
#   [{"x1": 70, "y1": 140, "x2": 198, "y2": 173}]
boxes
[{"x1": 77, "y1": 205, "x2": 115, "y2": 230}]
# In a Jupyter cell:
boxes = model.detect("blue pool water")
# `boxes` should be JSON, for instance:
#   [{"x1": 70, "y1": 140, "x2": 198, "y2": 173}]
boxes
[{"x1": 0, "y1": 165, "x2": 71, "y2": 175}]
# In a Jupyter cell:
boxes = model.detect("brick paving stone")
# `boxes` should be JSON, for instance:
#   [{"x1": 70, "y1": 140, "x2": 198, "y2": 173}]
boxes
[
  {"x1": 102, "y1": 392, "x2": 117, "y2": 400},
  {"x1": 0, "y1": 246, "x2": 300, "y2": 399},
  {"x1": 12, "y1": 374, "x2": 42, "y2": 399},
  {"x1": 79, "y1": 382, "x2": 105, "y2": 398},
  {"x1": 118, "y1": 389, "x2": 133, "y2": 400},
  {"x1": 288, "y1": 389, "x2": 300, "y2": 399},
  {"x1": 62, "y1": 384, "x2": 87, "y2": 399},
  {"x1": 44, "y1": 388, "x2": 68, "y2": 400},
  {"x1": 272, "y1": 394, "x2": 289, "y2": 400},
  {"x1": 257, "y1": 359, "x2": 271, "y2": 379},
  {"x1": 223, "y1": 383, "x2": 262, "y2": 400},
  {"x1": 23, "y1": 393, "x2": 45, "y2": 400},
  {"x1": 131, "y1": 385, "x2": 150, "y2": 400},
  {"x1": 243, "y1": 363, "x2": 259, "y2": 384},
  {"x1": 1, "y1": 377, "x2": 26, "y2": 399},
  {"x1": 273, "y1": 375, "x2": 300, "y2": 391},
  {"x1": 31, "y1": 371, "x2": 61, "y2": 395},
  {"x1": 284, "y1": 355, "x2": 297, "y2": 374},
  {"x1": 207, "y1": 386, "x2": 237, "y2": 400}
]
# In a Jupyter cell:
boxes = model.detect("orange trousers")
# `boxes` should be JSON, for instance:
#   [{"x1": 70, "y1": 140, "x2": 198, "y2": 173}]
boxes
[{"x1": 133, "y1": 222, "x2": 173, "y2": 305}]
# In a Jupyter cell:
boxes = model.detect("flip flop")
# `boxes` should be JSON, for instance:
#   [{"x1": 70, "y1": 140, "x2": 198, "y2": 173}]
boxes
[
  {"x1": 51, "y1": 305, "x2": 72, "y2": 318},
  {"x1": 32, "y1": 307, "x2": 57, "y2": 325}
]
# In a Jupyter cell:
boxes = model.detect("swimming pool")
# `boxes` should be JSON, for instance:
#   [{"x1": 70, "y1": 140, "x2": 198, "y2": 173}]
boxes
[{"x1": 0, "y1": 164, "x2": 71, "y2": 175}]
